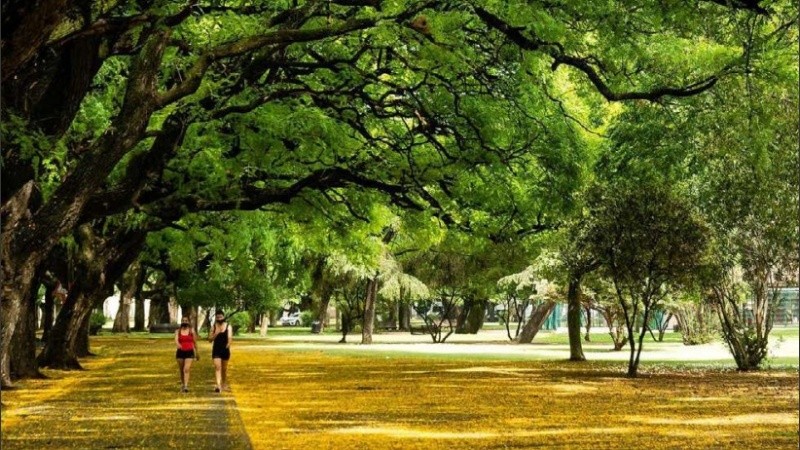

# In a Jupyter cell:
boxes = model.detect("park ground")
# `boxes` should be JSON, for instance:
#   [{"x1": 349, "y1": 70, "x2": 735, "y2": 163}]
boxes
[{"x1": 1, "y1": 329, "x2": 799, "y2": 449}]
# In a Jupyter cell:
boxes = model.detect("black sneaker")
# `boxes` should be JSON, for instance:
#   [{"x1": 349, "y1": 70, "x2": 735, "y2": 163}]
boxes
[{"x1": 214, "y1": 387, "x2": 220, "y2": 393}]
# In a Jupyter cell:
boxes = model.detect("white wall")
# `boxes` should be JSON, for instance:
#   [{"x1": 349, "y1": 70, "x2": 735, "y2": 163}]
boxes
[{"x1": 101, "y1": 292, "x2": 149, "y2": 327}]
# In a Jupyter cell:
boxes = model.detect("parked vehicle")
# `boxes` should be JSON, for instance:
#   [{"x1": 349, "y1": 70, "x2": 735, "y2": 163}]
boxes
[{"x1": 281, "y1": 312, "x2": 302, "y2": 326}]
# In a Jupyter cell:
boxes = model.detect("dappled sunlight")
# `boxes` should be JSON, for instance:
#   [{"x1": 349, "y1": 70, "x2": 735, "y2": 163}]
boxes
[
  {"x1": 1, "y1": 336, "x2": 251, "y2": 449},
  {"x1": 1, "y1": 336, "x2": 798, "y2": 449},
  {"x1": 626, "y1": 412, "x2": 799, "y2": 426},
  {"x1": 230, "y1": 340, "x2": 799, "y2": 450},
  {"x1": 329, "y1": 426, "x2": 498, "y2": 439},
  {"x1": 442, "y1": 366, "x2": 539, "y2": 376},
  {"x1": 672, "y1": 396, "x2": 733, "y2": 402}
]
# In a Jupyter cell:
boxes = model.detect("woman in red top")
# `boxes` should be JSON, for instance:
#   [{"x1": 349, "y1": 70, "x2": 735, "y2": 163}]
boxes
[{"x1": 175, "y1": 316, "x2": 198, "y2": 393}]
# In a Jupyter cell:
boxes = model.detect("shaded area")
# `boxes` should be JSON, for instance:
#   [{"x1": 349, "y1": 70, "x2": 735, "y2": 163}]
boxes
[
  {"x1": 231, "y1": 343, "x2": 799, "y2": 450},
  {"x1": 1, "y1": 337, "x2": 251, "y2": 449}
]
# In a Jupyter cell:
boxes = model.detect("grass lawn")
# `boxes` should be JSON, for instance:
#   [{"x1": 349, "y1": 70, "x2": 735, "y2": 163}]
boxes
[{"x1": 1, "y1": 335, "x2": 798, "y2": 449}]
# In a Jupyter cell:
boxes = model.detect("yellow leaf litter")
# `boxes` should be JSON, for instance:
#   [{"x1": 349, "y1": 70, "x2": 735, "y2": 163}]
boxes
[{"x1": 1, "y1": 335, "x2": 797, "y2": 449}]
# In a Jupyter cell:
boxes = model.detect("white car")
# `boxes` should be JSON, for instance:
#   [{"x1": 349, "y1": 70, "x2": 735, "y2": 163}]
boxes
[{"x1": 281, "y1": 312, "x2": 302, "y2": 326}]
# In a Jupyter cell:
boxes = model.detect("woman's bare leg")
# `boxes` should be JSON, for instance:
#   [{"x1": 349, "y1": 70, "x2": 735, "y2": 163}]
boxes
[
  {"x1": 213, "y1": 358, "x2": 222, "y2": 390},
  {"x1": 221, "y1": 360, "x2": 229, "y2": 390},
  {"x1": 177, "y1": 359, "x2": 185, "y2": 387},
  {"x1": 183, "y1": 358, "x2": 193, "y2": 388}
]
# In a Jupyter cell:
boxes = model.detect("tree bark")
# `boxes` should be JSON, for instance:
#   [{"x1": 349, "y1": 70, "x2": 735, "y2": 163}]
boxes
[
  {"x1": 168, "y1": 290, "x2": 179, "y2": 324},
  {"x1": 148, "y1": 292, "x2": 171, "y2": 327},
  {"x1": 0, "y1": 181, "x2": 39, "y2": 387},
  {"x1": 41, "y1": 278, "x2": 56, "y2": 341},
  {"x1": 361, "y1": 276, "x2": 379, "y2": 344},
  {"x1": 314, "y1": 290, "x2": 333, "y2": 332},
  {"x1": 38, "y1": 225, "x2": 145, "y2": 369},
  {"x1": 1, "y1": 30, "x2": 173, "y2": 385},
  {"x1": 112, "y1": 262, "x2": 141, "y2": 333},
  {"x1": 583, "y1": 306, "x2": 592, "y2": 342},
  {"x1": 464, "y1": 299, "x2": 487, "y2": 334},
  {"x1": 399, "y1": 303, "x2": 411, "y2": 331},
  {"x1": 516, "y1": 301, "x2": 556, "y2": 344},
  {"x1": 456, "y1": 296, "x2": 486, "y2": 334},
  {"x1": 10, "y1": 276, "x2": 43, "y2": 380},
  {"x1": 132, "y1": 267, "x2": 147, "y2": 331},
  {"x1": 1, "y1": 0, "x2": 72, "y2": 83},
  {"x1": 387, "y1": 301, "x2": 398, "y2": 330},
  {"x1": 567, "y1": 276, "x2": 586, "y2": 361},
  {"x1": 259, "y1": 313, "x2": 269, "y2": 337},
  {"x1": 74, "y1": 312, "x2": 92, "y2": 358}
]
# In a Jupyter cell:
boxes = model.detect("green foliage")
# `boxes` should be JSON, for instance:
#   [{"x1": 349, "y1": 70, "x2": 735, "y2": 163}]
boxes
[
  {"x1": 228, "y1": 311, "x2": 252, "y2": 335},
  {"x1": 300, "y1": 311, "x2": 315, "y2": 327},
  {"x1": 585, "y1": 180, "x2": 709, "y2": 375},
  {"x1": 89, "y1": 312, "x2": 108, "y2": 336}
]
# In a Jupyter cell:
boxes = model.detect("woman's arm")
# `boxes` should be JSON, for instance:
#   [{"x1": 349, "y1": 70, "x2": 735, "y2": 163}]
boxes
[
  {"x1": 175, "y1": 330, "x2": 181, "y2": 349},
  {"x1": 226, "y1": 324, "x2": 232, "y2": 349},
  {"x1": 208, "y1": 325, "x2": 217, "y2": 343}
]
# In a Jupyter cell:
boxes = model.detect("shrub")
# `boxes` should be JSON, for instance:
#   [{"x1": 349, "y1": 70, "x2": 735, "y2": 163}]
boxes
[
  {"x1": 300, "y1": 311, "x2": 315, "y2": 327},
  {"x1": 228, "y1": 311, "x2": 252, "y2": 335},
  {"x1": 89, "y1": 312, "x2": 108, "y2": 335}
]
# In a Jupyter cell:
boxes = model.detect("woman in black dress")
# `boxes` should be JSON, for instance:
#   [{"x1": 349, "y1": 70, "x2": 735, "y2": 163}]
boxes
[{"x1": 208, "y1": 310, "x2": 232, "y2": 392}]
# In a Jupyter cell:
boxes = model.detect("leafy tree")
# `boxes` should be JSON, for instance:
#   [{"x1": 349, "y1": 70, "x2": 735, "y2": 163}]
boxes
[
  {"x1": 585, "y1": 181, "x2": 708, "y2": 377},
  {"x1": 666, "y1": 292, "x2": 718, "y2": 346},
  {"x1": 1, "y1": 0, "x2": 791, "y2": 385}
]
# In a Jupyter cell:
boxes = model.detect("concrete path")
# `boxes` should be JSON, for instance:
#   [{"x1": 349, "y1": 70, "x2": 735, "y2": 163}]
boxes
[{"x1": 1, "y1": 339, "x2": 252, "y2": 449}]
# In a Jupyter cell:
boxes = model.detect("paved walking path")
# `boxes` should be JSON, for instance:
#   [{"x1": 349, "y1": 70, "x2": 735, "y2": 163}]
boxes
[{"x1": 1, "y1": 339, "x2": 251, "y2": 449}]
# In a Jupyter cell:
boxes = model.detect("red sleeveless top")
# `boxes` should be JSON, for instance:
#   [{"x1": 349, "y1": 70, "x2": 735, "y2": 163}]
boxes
[{"x1": 178, "y1": 331, "x2": 195, "y2": 351}]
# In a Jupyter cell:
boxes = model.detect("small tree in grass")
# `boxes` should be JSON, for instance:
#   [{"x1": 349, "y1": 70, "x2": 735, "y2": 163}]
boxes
[
  {"x1": 701, "y1": 253, "x2": 796, "y2": 370},
  {"x1": 586, "y1": 182, "x2": 707, "y2": 377},
  {"x1": 667, "y1": 291, "x2": 718, "y2": 345},
  {"x1": 497, "y1": 266, "x2": 537, "y2": 341},
  {"x1": 584, "y1": 275, "x2": 627, "y2": 351},
  {"x1": 497, "y1": 258, "x2": 561, "y2": 344},
  {"x1": 413, "y1": 289, "x2": 460, "y2": 343}
]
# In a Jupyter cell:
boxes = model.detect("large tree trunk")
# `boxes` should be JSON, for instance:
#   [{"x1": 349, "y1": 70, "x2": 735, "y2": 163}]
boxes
[
  {"x1": 361, "y1": 276, "x2": 379, "y2": 344},
  {"x1": 314, "y1": 290, "x2": 333, "y2": 333},
  {"x1": 38, "y1": 225, "x2": 145, "y2": 369},
  {"x1": 132, "y1": 267, "x2": 147, "y2": 332},
  {"x1": 398, "y1": 303, "x2": 411, "y2": 331},
  {"x1": 112, "y1": 262, "x2": 141, "y2": 333},
  {"x1": 458, "y1": 298, "x2": 486, "y2": 334},
  {"x1": 516, "y1": 301, "x2": 556, "y2": 344},
  {"x1": 148, "y1": 292, "x2": 171, "y2": 327},
  {"x1": 387, "y1": 301, "x2": 398, "y2": 330},
  {"x1": 0, "y1": 182, "x2": 40, "y2": 387},
  {"x1": 133, "y1": 297, "x2": 146, "y2": 331},
  {"x1": 259, "y1": 313, "x2": 269, "y2": 337},
  {"x1": 168, "y1": 290, "x2": 180, "y2": 324},
  {"x1": 37, "y1": 287, "x2": 93, "y2": 370},
  {"x1": 112, "y1": 295, "x2": 132, "y2": 333},
  {"x1": 1, "y1": 0, "x2": 72, "y2": 83},
  {"x1": 74, "y1": 312, "x2": 92, "y2": 358},
  {"x1": 41, "y1": 278, "x2": 56, "y2": 342},
  {"x1": 567, "y1": 276, "x2": 586, "y2": 361},
  {"x1": 10, "y1": 276, "x2": 43, "y2": 380},
  {"x1": 1, "y1": 31, "x2": 171, "y2": 384}
]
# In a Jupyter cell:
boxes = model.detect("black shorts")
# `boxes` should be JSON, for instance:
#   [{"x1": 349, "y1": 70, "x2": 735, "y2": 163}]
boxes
[
  {"x1": 176, "y1": 349, "x2": 195, "y2": 359},
  {"x1": 212, "y1": 348, "x2": 230, "y2": 361}
]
